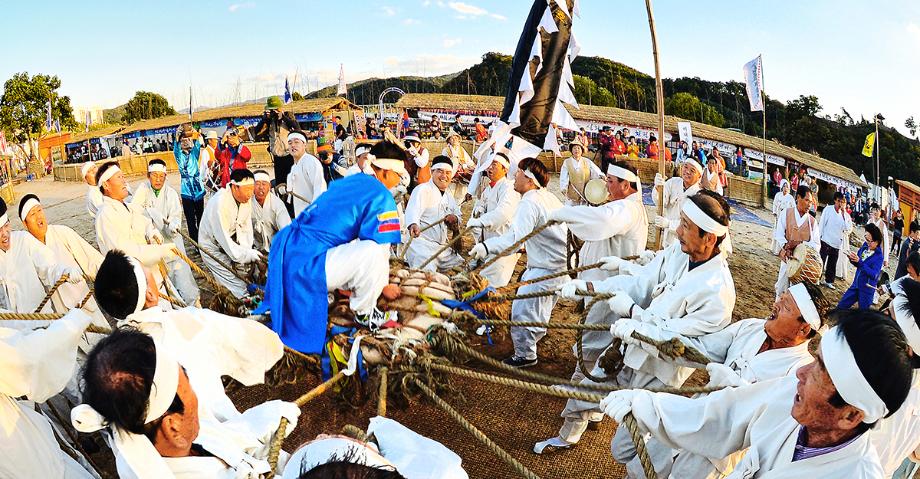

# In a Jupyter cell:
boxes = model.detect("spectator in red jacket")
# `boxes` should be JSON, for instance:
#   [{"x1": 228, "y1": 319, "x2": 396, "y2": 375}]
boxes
[
  {"x1": 597, "y1": 126, "x2": 617, "y2": 172},
  {"x1": 215, "y1": 127, "x2": 252, "y2": 187}
]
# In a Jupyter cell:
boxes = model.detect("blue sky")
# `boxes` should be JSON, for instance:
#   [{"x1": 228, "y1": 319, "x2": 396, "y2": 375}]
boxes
[{"x1": 2, "y1": 0, "x2": 918, "y2": 134}]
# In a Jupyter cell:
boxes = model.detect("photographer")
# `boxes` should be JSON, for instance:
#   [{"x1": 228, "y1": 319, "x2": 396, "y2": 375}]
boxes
[{"x1": 253, "y1": 96, "x2": 301, "y2": 190}]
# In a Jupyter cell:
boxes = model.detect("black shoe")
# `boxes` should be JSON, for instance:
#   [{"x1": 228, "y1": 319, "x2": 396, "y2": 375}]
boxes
[{"x1": 503, "y1": 356, "x2": 538, "y2": 368}]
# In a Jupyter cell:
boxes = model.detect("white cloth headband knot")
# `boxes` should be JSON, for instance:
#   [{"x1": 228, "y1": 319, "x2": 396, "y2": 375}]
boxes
[
  {"x1": 788, "y1": 283, "x2": 821, "y2": 329},
  {"x1": 147, "y1": 163, "x2": 167, "y2": 174},
  {"x1": 681, "y1": 199, "x2": 728, "y2": 236},
  {"x1": 19, "y1": 198, "x2": 40, "y2": 222},
  {"x1": 821, "y1": 327, "x2": 888, "y2": 423},
  {"x1": 523, "y1": 169, "x2": 541, "y2": 188}
]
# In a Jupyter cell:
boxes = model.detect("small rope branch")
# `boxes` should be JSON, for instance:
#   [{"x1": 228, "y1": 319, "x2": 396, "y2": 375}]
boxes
[
  {"x1": 472, "y1": 220, "x2": 560, "y2": 274},
  {"x1": 411, "y1": 377, "x2": 541, "y2": 479},
  {"x1": 418, "y1": 225, "x2": 473, "y2": 271},
  {"x1": 399, "y1": 217, "x2": 449, "y2": 261},
  {"x1": 377, "y1": 367, "x2": 389, "y2": 417}
]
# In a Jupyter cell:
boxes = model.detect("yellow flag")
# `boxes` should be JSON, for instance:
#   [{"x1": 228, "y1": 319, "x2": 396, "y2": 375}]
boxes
[{"x1": 862, "y1": 132, "x2": 876, "y2": 157}]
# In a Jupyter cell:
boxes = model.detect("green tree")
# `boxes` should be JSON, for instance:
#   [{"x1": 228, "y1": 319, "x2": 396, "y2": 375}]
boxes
[
  {"x1": 665, "y1": 92, "x2": 725, "y2": 127},
  {"x1": 123, "y1": 91, "x2": 176, "y2": 123},
  {"x1": 572, "y1": 75, "x2": 614, "y2": 107},
  {"x1": 291, "y1": 91, "x2": 304, "y2": 101},
  {"x1": 0, "y1": 72, "x2": 78, "y2": 158}
]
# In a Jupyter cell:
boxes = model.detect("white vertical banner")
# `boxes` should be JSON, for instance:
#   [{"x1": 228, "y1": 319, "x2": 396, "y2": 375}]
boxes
[
  {"x1": 677, "y1": 121, "x2": 692, "y2": 146},
  {"x1": 743, "y1": 55, "x2": 764, "y2": 111},
  {"x1": 337, "y1": 64, "x2": 347, "y2": 97}
]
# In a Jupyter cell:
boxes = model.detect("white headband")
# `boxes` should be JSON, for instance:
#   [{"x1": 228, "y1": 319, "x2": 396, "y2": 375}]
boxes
[
  {"x1": 683, "y1": 159, "x2": 704, "y2": 176},
  {"x1": 128, "y1": 257, "x2": 148, "y2": 316},
  {"x1": 355, "y1": 145, "x2": 373, "y2": 157},
  {"x1": 371, "y1": 157, "x2": 408, "y2": 176},
  {"x1": 492, "y1": 154, "x2": 510, "y2": 169},
  {"x1": 788, "y1": 283, "x2": 821, "y2": 329},
  {"x1": 230, "y1": 177, "x2": 255, "y2": 187},
  {"x1": 81, "y1": 161, "x2": 96, "y2": 178},
  {"x1": 607, "y1": 164, "x2": 640, "y2": 183},
  {"x1": 287, "y1": 132, "x2": 306, "y2": 144},
  {"x1": 0, "y1": 214, "x2": 8, "y2": 228},
  {"x1": 523, "y1": 169, "x2": 541, "y2": 188},
  {"x1": 254, "y1": 172, "x2": 271, "y2": 183},
  {"x1": 403, "y1": 135, "x2": 421, "y2": 143},
  {"x1": 19, "y1": 198, "x2": 40, "y2": 222},
  {"x1": 430, "y1": 161, "x2": 454, "y2": 174},
  {"x1": 71, "y1": 338, "x2": 181, "y2": 478},
  {"x1": 281, "y1": 437, "x2": 394, "y2": 479},
  {"x1": 98, "y1": 165, "x2": 121, "y2": 184},
  {"x1": 821, "y1": 327, "x2": 889, "y2": 423},
  {"x1": 892, "y1": 295, "x2": 920, "y2": 351},
  {"x1": 147, "y1": 163, "x2": 167, "y2": 174},
  {"x1": 681, "y1": 199, "x2": 728, "y2": 236}
]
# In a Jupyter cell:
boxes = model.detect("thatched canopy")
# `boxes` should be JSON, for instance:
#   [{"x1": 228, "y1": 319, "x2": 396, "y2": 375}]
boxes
[
  {"x1": 68, "y1": 125, "x2": 126, "y2": 144},
  {"x1": 396, "y1": 93, "x2": 866, "y2": 187},
  {"x1": 120, "y1": 97, "x2": 358, "y2": 135}
]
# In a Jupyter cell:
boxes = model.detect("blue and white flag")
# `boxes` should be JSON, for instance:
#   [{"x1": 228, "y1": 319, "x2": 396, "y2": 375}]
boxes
[
  {"x1": 743, "y1": 55, "x2": 764, "y2": 112},
  {"x1": 54, "y1": 119, "x2": 61, "y2": 133},
  {"x1": 283, "y1": 77, "x2": 292, "y2": 104},
  {"x1": 45, "y1": 100, "x2": 52, "y2": 130}
]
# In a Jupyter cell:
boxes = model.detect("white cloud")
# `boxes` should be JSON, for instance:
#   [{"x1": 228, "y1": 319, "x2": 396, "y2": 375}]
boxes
[
  {"x1": 421, "y1": 0, "x2": 431, "y2": 6},
  {"x1": 447, "y1": 2, "x2": 505, "y2": 21},
  {"x1": 442, "y1": 37, "x2": 462, "y2": 48},
  {"x1": 402, "y1": 18, "x2": 420, "y2": 25},
  {"x1": 448, "y1": 2, "x2": 486, "y2": 15},
  {"x1": 228, "y1": 2, "x2": 254, "y2": 13},
  {"x1": 908, "y1": 22, "x2": 920, "y2": 46},
  {"x1": 382, "y1": 54, "x2": 478, "y2": 75},
  {"x1": 381, "y1": 6, "x2": 396, "y2": 16}
]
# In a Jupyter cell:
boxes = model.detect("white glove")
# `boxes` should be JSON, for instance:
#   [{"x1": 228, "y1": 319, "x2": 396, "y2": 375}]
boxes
[
  {"x1": 275, "y1": 183, "x2": 288, "y2": 197},
  {"x1": 607, "y1": 291, "x2": 636, "y2": 317},
  {"x1": 467, "y1": 217, "x2": 484, "y2": 228},
  {"x1": 243, "y1": 249, "x2": 264, "y2": 263},
  {"x1": 157, "y1": 243, "x2": 178, "y2": 261},
  {"x1": 705, "y1": 363, "x2": 748, "y2": 388},
  {"x1": 654, "y1": 173, "x2": 666, "y2": 187},
  {"x1": 600, "y1": 390, "x2": 639, "y2": 423},
  {"x1": 653, "y1": 215, "x2": 670, "y2": 229},
  {"x1": 470, "y1": 243, "x2": 488, "y2": 260},
  {"x1": 556, "y1": 279, "x2": 588, "y2": 300},
  {"x1": 637, "y1": 249, "x2": 657, "y2": 266},
  {"x1": 63, "y1": 267, "x2": 83, "y2": 284},
  {"x1": 599, "y1": 255, "x2": 627, "y2": 272}
]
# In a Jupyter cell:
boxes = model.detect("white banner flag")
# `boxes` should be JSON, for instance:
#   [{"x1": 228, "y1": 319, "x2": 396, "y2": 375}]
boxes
[
  {"x1": 677, "y1": 121, "x2": 692, "y2": 146},
  {"x1": 743, "y1": 55, "x2": 764, "y2": 112},
  {"x1": 337, "y1": 64, "x2": 347, "y2": 96}
]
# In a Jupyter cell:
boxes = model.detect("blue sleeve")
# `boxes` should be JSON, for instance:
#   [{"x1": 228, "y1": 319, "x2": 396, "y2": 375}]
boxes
[{"x1": 173, "y1": 140, "x2": 181, "y2": 161}]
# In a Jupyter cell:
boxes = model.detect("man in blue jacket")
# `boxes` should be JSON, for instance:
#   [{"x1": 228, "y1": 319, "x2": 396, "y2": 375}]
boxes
[
  {"x1": 255, "y1": 141, "x2": 406, "y2": 355},
  {"x1": 837, "y1": 223, "x2": 885, "y2": 310},
  {"x1": 173, "y1": 126, "x2": 205, "y2": 241}
]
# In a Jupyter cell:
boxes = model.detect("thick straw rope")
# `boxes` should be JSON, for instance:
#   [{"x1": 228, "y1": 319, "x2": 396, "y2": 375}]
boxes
[
  {"x1": 418, "y1": 225, "x2": 474, "y2": 270},
  {"x1": 469, "y1": 220, "x2": 560, "y2": 274},
  {"x1": 169, "y1": 242, "x2": 247, "y2": 310},
  {"x1": 267, "y1": 370, "x2": 348, "y2": 474},
  {"x1": 411, "y1": 377, "x2": 541, "y2": 479},
  {"x1": 177, "y1": 230, "x2": 252, "y2": 285},
  {"x1": 377, "y1": 367, "x2": 389, "y2": 417},
  {"x1": 498, "y1": 256, "x2": 638, "y2": 292},
  {"x1": 475, "y1": 320, "x2": 609, "y2": 331},
  {"x1": 34, "y1": 274, "x2": 69, "y2": 313},
  {"x1": 399, "y1": 217, "x2": 449, "y2": 261}
]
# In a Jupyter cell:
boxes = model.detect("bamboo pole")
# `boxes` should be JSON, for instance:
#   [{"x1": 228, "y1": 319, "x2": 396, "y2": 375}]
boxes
[
  {"x1": 646, "y1": 0, "x2": 666, "y2": 251},
  {"x1": 761, "y1": 60, "x2": 768, "y2": 207}
]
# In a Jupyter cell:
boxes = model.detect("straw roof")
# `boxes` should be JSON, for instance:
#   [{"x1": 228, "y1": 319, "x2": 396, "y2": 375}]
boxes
[
  {"x1": 68, "y1": 125, "x2": 126, "y2": 144},
  {"x1": 120, "y1": 97, "x2": 357, "y2": 135},
  {"x1": 396, "y1": 93, "x2": 866, "y2": 187}
]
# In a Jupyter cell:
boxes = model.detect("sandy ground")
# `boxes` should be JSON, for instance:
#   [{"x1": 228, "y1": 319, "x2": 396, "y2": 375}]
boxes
[{"x1": 12, "y1": 172, "x2": 890, "y2": 479}]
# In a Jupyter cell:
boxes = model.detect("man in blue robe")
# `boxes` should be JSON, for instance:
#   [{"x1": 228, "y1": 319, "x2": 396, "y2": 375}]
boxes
[{"x1": 255, "y1": 141, "x2": 408, "y2": 354}]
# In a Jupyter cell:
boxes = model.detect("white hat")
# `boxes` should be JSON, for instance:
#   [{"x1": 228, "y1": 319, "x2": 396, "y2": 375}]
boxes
[
  {"x1": 205, "y1": 130, "x2": 218, "y2": 140},
  {"x1": 403, "y1": 134, "x2": 421, "y2": 143},
  {"x1": 81, "y1": 161, "x2": 96, "y2": 179}
]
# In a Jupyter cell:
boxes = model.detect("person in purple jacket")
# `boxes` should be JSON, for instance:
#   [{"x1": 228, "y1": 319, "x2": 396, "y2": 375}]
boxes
[{"x1": 837, "y1": 223, "x2": 885, "y2": 310}]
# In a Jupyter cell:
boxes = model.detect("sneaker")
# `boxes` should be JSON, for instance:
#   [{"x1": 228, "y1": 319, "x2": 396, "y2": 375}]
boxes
[
  {"x1": 533, "y1": 436, "x2": 573, "y2": 454},
  {"x1": 503, "y1": 356, "x2": 538, "y2": 368},
  {"x1": 354, "y1": 308, "x2": 387, "y2": 332},
  {"x1": 822, "y1": 282, "x2": 836, "y2": 290},
  {"x1": 475, "y1": 324, "x2": 493, "y2": 336}
]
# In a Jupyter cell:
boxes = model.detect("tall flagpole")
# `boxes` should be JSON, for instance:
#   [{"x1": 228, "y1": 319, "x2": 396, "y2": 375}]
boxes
[
  {"x1": 646, "y1": 0, "x2": 666, "y2": 250},
  {"x1": 761, "y1": 69, "x2": 767, "y2": 207},
  {"x1": 875, "y1": 115, "x2": 880, "y2": 203}
]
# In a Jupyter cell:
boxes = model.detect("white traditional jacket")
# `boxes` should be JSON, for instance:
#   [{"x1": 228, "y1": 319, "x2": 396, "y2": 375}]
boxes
[
  {"x1": 42, "y1": 224, "x2": 104, "y2": 314},
  {"x1": 871, "y1": 372, "x2": 920, "y2": 477},
  {"x1": 95, "y1": 195, "x2": 165, "y2": 266},
  {"x1": 630, "y1": 376, "x2": 885, "y2": 478},
  {"x1": 251, "y1": 193, "x2": 291, "y2": 252},
  {"x1": 0, "y1": 310, "x2": 94, "y2": 479},
  {"x1": 132, "y1": 182, "x2": 183, "y2": 239},
  {"x1": 287, "y1": 153, "x2": 327, "y2": 216},
  {"x1": 404, "y1": 180, "x2": 461, "y2": 268},
  {"x1": 483, "y1": 188, "x2": 568, "y2": 271},
  {"x1": 653, "y1": 177, "x2": 701, "y2": 247},
  {"x1": 199, "y1": 188, "x2": 256, "y2": 264},
  {"x1": 472, "y1": 177, "x2": 520, "y2": 241},
  {"x1": 0, "y1": 231, "x2": 71, "y2": 313},
  {"x1": 597, "y1": 241, "x2": 735, "y2": 386}
]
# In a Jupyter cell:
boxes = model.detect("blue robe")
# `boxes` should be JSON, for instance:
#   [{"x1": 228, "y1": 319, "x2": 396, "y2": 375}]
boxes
[
  {"x1": 254, "y1": 174, "x2": 401, "y2": 353},
  {"x1": 837, "y1": 242, "x2": 884, "y2": 310}
]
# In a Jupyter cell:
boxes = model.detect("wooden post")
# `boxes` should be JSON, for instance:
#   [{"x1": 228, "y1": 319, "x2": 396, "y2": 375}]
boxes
[
  {"x1": 646, "y1": 0, "x2": 666, "y2": 250},
  {"x1": 761, "y1": 68, "x2": 768, "y2": 207}
]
